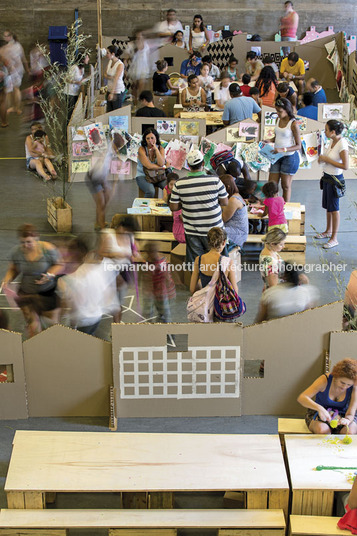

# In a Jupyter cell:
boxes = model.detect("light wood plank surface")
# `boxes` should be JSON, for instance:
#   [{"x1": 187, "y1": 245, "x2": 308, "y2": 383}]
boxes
[
  {"x1": 5, "y1": 432, "x2": 288, "y2": 493},
  {"x1": 0, "y1": 509, "x2": 286, "y2": 528},
  {"x1": 290, "y1": 514, "x2": 351, "y2": 535},
  {"x1": 285, "y1": 434, "x2": 357, "y2": 491}
]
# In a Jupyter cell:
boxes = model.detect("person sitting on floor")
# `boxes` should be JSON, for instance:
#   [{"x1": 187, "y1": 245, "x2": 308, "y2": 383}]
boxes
[
  {"x1": 25, "y1": 122, "x2": 57, "y2": 181},
  {"x1": 135, "y1": 90, "x2": 166, "y2": 117},
  {"x1": 296, "y1": 92, "x2": 318, "y2": 120},
  {"x1": 306, "y1": 77, "x2": 327, "y2": 106}
]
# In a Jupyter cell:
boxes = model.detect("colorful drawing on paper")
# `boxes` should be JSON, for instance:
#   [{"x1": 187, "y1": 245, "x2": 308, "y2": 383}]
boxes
[
  {"x1": 125, "y1": 133, "x2": 142, "y2": 163},
  {"x1": 179, "y1": 135, "x2": 199, "y2": 146},
  {"x1": 299, "y1": 158, "x2": 311, "y2": 169},
  {"x1": 84, "y1": 123, "x2": 107, "y2": 151},
  {"x1": 165, "y1": 139, "x2": 191, "y2": 170},
  {"x1": 264, "y1": 111, "x2": 278, "y2": 126},
  {"x1": 301, "y1": 132, "x2": 319, "y2": 163},
  {"x1": 72, "y1": 160, "x2": 90, "y2": 173},
  {"x1": 109, "y1": 115, "x2": 129, "y2": 131},
  {"x1": 214, "y1": 143, "x2": 233, "y2": 154},
  {"x1": 156, "y1": 120, "x2": 177, "y2": 135},
  {"x1": 111, "y1": 160, "x2": 131, "y2": 175},
  {"x1": 71, "y1": 126, "x2": 86, "y2": 141},
  {"x1": 239, "y1": 122, "x2": 259, "y2": 139},
  {"x1": 226, "y1": 128, "x2": 244, "y2": 142},
  {"x1": 296, "y1": 116, "x2": 307, "y2": 132},
  {"x1": 323, "y1": 104, "x2": 344, "y2": 120},
  {"x1": 179, "y1": 121, "x2": 200, "y2": 136},
  {"x1": 200, "y1": 137, "x2": 217, "y2": 170},
  {"x1": 72, "y1": 141, "x2": 92, "y2": 157},
  {"x1": 263, "y1": 126, "x2": 275, "y2": 140},
  {"x1": 349, "y1": 154, "x2": 357, "y2": 168}
]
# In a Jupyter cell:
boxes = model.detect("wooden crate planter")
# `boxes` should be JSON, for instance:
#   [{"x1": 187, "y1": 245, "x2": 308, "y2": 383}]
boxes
[{"x1": 47, "y1": 197, "x2": 72, "y2": 233}]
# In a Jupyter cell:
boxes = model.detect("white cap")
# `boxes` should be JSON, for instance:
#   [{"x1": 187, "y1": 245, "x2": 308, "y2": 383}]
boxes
[{"x1": 187, "y1": 149, "x2": 204, "y2": 166}]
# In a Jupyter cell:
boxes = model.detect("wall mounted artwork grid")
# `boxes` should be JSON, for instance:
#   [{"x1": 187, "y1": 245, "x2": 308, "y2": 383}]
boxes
[{"x1": 119, "y1": 345, "x2": 240, "y2": 399}]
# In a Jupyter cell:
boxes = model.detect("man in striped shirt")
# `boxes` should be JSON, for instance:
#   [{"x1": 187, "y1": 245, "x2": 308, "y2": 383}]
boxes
[{"x1": 170, "y1": 149, "x2": 228, "y2": 264}]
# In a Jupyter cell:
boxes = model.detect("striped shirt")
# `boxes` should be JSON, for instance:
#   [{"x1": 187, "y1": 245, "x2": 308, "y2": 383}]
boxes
[{"x1": 170, "y1": 172, "x2": 228, "y2": 236}]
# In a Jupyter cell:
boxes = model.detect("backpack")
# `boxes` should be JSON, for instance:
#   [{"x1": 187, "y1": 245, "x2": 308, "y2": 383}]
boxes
[
  {"x1": 214, "y1": 260, "x2": 246, "y2": 320},
  {"x1": 210, "y1": 149, "x2": 235, "y2": 171}
]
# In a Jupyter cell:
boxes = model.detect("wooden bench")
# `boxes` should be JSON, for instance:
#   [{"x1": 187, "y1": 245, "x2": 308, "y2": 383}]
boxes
[
  {"x1": 245, "y1": 235, "x2": 307, "y2": 264},
  {"x1": 135, "y1": 232, "x2": 176, "y2": 253},
  {"x1": 290, "y1": 514, "x2": 350, "y2": 535},
  {"x1": 0, "y1": 508, "x2": 286, "y2": 536}
]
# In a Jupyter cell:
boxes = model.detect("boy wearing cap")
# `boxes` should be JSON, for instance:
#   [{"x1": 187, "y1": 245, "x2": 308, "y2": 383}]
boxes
[{"x1": 170, "y1": 149, "x2": 228, "y2": 264}]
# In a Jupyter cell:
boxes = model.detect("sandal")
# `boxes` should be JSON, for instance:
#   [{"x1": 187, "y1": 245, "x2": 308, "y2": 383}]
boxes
[
  {"x1": 314, "y1": 232, "x2": 331, "y2": 239},
  {"x1": 323, "y1": 240, "x2": 338, "y2": 249}
]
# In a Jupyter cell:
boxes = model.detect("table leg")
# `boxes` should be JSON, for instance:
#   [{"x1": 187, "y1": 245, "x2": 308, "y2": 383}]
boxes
[
  {"x1": 292, "y1": 490, "x2": 334, "y2": 515},
  {"x1": 7, "y1": 491, "x2": 45, "y2": 509},
  {"x1": 149, "y1": 492, "x2": 174, "y2": 509},
  {"x1": 122, "y1": 492, "x2": 148, "y2": 509},
  {"x1": 246, "y1": 490, "x2": 268, "y2": 509},
  {"x1": 45, "y1": 492, "x2": 57, "y2": 504},
  {"x1": 269, "y1": 490, "x2": 289, "y2": 518}
]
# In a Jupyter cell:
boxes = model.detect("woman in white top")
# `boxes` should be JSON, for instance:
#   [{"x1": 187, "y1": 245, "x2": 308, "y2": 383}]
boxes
[
  {"x1": 189, "y1": 15, "x2": 210, "y2": 54},
  {"x1": 181, "y1": 74, "x2": 206, "y2": 112},
  {"x1": 123, "y1": 30, "x2": 151, "y2": 105},
  {"x1": 2, "y1": 30, "x2": 29, "y2": 115},
  {"x1": 316, "y1": 120, "x2": 349, "y2": 249},
  {"x1": 214, "y1": 72, "x2": 231, "y2": 109},
  {"x1": 172, "y1": 30, "x2": 187, "y2": 50},
  {"x1": 105, "y1": 45, "x2": 125, "y2": 112},
  {"x1": 65, "y1": 53, "x2": 89, "y2": 120},
  {"x1": 268, "y1": 97, "x2": 301, "y2": 202}
]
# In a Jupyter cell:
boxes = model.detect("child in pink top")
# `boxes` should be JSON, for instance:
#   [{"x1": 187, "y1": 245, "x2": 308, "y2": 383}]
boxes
[
  {"x1": 163, "y1": 172, "x2": 186, "y2": 243},
  {"x1": 261, "y1": 181, "x2": 288, "y2": 233}
]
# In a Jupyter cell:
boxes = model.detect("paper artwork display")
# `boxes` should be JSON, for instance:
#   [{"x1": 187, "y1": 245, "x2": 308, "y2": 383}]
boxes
[
  {"x1": 72, "y1": 141, "x2": 92, "y2": 157},
  {"x1": 72, "y1": 160, "x2": 90, "y2": 173},
  {"x1": 84, "y1": 123, "x2": 107, "y2": 151},
  {"x1": 179, "y1": 135, "x2": 199, "y2": 146},
  {"x1": 349, "y1": 154, "x2": 357, "y2": 168},
  {"x1": 214, "y1": 143, "x2": 233, "y2": 154},
  {"x1": 226, "y1": 127, "x2": 245, "y2": 142},
  {"x1": 299, "y1": 158, "x2": 312, "y2": 169},
  {"x1": 71, "y1": 126, "x2": 86, "y2": 141},
  {"x1": 242, "y1": 142, "x2": 271, "y2": 172},
  {"x1": 179, "y1": 121, "x2": 200, "y2": 136},
  {"x1": 125, "y1": 133, "x2": 142, "y2": 163},
  {"x1": 258, "y1": 141, "x2": 284, "y2": 164},
  {"x1": 111, "y1": 160, "x2": 131, "y2": 175},
  {"x1": 263, "y1": 126, "x2": 275, "y2": 140},
  {"x1": 264, "y1": 111, "x2": 279, "y2": 126},
  {"x1": 109, "y1": 115, "x2": 129, "y2": 131},
  {"x1": 200, "y1": 137, "x2": 217, "y2": 170},
  {"x1": 165, "y1": 139, "x2": 191, "y2": 170},
  {"x1": 322, "y1": 104, "x2": 344, "y2": 120},
  {"x1": 239, "y1": 122, "x2": 259, "y2": 139},
  {"x1": 301, "y1": 132, "x2": 319, "y2": 163},
  {"x1": 156, "y1": 120, "x2": 177, "y2": 135},
  {"x1": 295, "y1": 116, "x2": 307, "y2": 132}
]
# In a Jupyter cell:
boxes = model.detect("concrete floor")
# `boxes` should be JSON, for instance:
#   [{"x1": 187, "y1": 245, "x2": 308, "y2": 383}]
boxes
[{"x1": 0, "y1": 109, "x2": 355, "y2": 528}]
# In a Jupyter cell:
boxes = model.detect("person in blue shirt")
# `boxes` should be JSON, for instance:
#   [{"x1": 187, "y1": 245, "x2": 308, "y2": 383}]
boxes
[
  {"x1": 306, "y1": 78, "x2": 327, "y2": 106},
  {"x1": 180, "y1": 52, "x2": 202, "y2": 79},
  {"x1": 222, "y1": 83, "x2": 261, "y2": 125},
  {"x1": 297, "y1": 92, "x2": 318, "y2": 120}
]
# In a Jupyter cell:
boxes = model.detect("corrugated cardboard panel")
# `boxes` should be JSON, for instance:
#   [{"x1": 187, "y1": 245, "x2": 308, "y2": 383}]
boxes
[
  {"x1": 329, "y1": 331, "x2": 357, "y2": 368},
  {"x1": 112, "y1": 323, "x2": 243, "y2": 417},
  {"x1": 24, "y1": 325, "x2": 112, "y2": 417},
  {"x1": 0, "y1": 329, "x2": 28, "y2": 420},
  {"x1": 242, "y1": 301, "x2": 343, "y2": 415}
]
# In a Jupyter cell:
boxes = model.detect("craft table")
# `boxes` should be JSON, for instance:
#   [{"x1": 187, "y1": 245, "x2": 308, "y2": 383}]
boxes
[
  {"x1": 249, "y1": 203, "x2": 305, "y2": 235},
  {"x1": 285, "y1": 434, "x2": 357, "y2": 516},
  {"x1": 179, "y1": 111, "x2": 224, "y2": 126},
  {"x1": 128, "y1": 199, "x2": 172, "y2": 232},
  {"x1": 5, "y1": 431, "x2": 289, "y2": 512}
]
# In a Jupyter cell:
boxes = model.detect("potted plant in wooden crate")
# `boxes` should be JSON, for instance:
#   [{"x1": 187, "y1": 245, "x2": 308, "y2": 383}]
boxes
[{"x1": 37, "y1": 20, "x2": 90, "y2": 232}]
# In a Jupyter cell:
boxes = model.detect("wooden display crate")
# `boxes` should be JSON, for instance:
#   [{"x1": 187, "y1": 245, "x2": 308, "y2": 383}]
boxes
[{"x1": 47, "y1": 197, "x2": 72, "y2": 233}]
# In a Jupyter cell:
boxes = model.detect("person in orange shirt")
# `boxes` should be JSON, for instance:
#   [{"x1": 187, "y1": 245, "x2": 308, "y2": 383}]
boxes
[{"x1": 255, "y1": 66, "x2": 278, "y2": 107}]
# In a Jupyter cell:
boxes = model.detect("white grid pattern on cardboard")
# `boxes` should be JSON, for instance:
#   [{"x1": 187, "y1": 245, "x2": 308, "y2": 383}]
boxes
[{"x1": 119, "y1": 346, "x2": 240, "y2": 399}]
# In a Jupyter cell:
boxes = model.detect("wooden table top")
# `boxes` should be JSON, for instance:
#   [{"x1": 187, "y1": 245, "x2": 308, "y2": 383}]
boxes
[
  {"x1": 180, "y1": 111, "x2": 223, "y2": 125},
  {"x1": 285, "y1": 434, "x2": 357, "y2": 491},
  {"x1": 5, "y1": 431, "x2": 289, "y2": 493}
]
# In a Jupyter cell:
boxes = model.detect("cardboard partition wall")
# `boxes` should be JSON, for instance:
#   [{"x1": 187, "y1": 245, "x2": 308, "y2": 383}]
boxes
[
  {"x1": 131, "y1": 116, "x2": 206, "y2": 142},
  {"x1": 158, "y1": 43, "x2": 189, "y2": 75},
  {"x1": 329, "y1": 331, "x2": 357, "y2": 369},
  {"x1": 70, "y1": 105, "x2": 134, "y2": 182},
  {"x1": 295, "y1": 34, "x2": 338, "y2": 89},
  {"x1": 0, "y1": 329, "x2": 27, "y2": 420},
  {"x1": 348, "y1": 51, "x2": 357, "y2": 101},
  {"x1": 242, "y1": 301, "x2": 343, "y2": 415},
  {"x1": 23, "y1": 325, "x2": 112, "y2": 417},
  {"x1": 112, "y1": 323, "x2": 243, "y2": 418}
]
